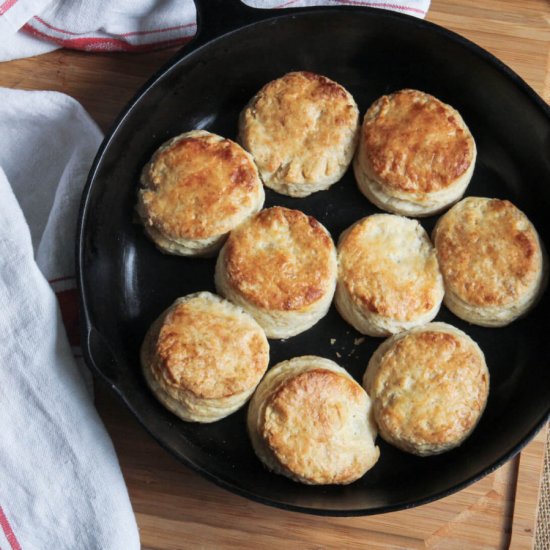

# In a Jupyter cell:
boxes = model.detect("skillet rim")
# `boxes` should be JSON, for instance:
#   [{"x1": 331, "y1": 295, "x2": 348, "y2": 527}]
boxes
[{"x1": 76, "y1": 5, "x2": 550, "y2": 516}]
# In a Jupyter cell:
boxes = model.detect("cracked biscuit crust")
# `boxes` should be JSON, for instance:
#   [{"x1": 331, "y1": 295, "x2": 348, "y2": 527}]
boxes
[
  {"x1": 248, "y1": 356, "x2": 380, "y2": 484},
  {"x1": 215, "y1": 207, "x2": 337, "y2": 338},
  {"x1": 137, "y1": 130, "x2": 264, "y2": 255},
  {"x1": 336, "y1": 214, "x2": 444, "y2": 336},
  {"x1": 354, "y1": 89, "x2": 476, "y2": 216},
  {"x1": 239, "y1": 71, "x2": 359, "y2": 197},
  {"x1": 141, "y1": 292, "x2": 269, "y2": 422},
  {"x1": 218, "y1": 206, "x2": 336, "y2": 311},
  {"x1": 433, "y1": 197, "x2": 545, "y2": 326},
  {"x1": 364, "y1": 323, "x2": 489, "y2": 456}
]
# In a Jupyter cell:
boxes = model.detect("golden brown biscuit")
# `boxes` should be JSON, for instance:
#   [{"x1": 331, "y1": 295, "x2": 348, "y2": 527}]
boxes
[
  {"x1": 433, "y1": 197, "x2": 545, "y2": 326},
  {"x1": 335, "y1": 214, "x2": 444, "y2": 336},
  {"x1": 215, "y1": 206, "x2": 337, "y2": 338},
  {"x1": 364, "y1": 323, "x2": 489, "y2": 456},
  {"x1": 141, "y1": 292, "x2": 269, "y2": 422},
  {"x1": 354, "y1": 89, "x2": 476, "y2": 216},
  {"x1": 136, "y1": 130, "x2": 264, "y2": 256},
  {"x1": 239, "y1": 71, "x2": 359, "y2": 197},
  {"x1": 248, "y1": 356, "x2": 380, "y2": 484}
]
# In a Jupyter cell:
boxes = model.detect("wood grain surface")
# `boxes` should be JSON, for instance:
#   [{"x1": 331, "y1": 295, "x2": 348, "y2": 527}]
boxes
[
  {"x1": 96, "y1": 386, "x2": 546, "y2": 550},
  {"x1": 1, "y1": 0, "x2": 549, "y2": 548}
]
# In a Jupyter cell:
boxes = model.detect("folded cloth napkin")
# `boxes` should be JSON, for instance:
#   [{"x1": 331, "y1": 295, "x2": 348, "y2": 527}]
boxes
[
  {"x1": 0, "y1": 88, "x2": 139, "y2": 550},
  {"x1": 0, "y1": 0, "x2": 430, "y2": 61}
]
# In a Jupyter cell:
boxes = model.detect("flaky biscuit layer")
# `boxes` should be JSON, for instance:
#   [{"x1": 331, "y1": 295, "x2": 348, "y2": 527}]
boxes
[
  {"x1": 239, "y1": 71, "x2": 359, "y2": 197},
  {"x1": 137, "y1": 130, "x2": 264, "y2": 256},
  {"x1": 141, "y1": 292, "x2": 269, "y2": 422},
  {"x1": 354, "y1": 89, "x2": 476, "y2": 216},
  {"x1": 336, "y1": 214, "x2": 444, "y2": 336},
  {"x1": 248, "y1": 356, "x2": 379, "y2": 484},
  {"x1": 215, "y1": 207, "x2": 337, "y2": 338},
  {"x1": 433, "y1": 197, "x2": 545, "y2": 326},
  {"x1": 364, "y1": 322, "x2": 489, "y2": 456}
]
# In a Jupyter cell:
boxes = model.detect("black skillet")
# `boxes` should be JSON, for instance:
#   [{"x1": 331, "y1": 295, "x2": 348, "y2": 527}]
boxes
[{"x1": 77, "y1": 0, "x2": 550, "y2": 515}]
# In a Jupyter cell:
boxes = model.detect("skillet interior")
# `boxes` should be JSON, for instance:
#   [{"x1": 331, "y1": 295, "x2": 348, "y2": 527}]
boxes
[{"x1": 78, "y1": 6, "x2": 550, "y2": 514}]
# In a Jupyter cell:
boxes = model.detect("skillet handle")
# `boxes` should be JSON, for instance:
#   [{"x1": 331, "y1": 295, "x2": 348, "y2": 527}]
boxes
[{"x1": 193, "y1": 0, "x2": 283, "y2": 45}]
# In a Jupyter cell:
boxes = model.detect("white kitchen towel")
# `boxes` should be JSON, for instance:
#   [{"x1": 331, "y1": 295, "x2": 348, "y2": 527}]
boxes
[
  {"x1": 0, "y1": 88, "x2": 140, "y2": 550},
  {"x1": 0, "y1": 0, "x2": 430, "y2": 61}
]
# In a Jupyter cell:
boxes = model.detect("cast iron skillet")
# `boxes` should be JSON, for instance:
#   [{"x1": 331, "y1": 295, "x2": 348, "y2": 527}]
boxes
[{"x1": 77, "y1": 0, "x2": 550, "y2": 515}]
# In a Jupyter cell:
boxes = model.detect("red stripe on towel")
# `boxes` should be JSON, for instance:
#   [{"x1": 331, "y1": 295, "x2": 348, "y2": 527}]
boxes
[
  {"x1": 56, "y1": 288, "x2": 80, "y2": 347},
  {"x1": 33, "y1": 16, "x2": 196, "y2": 38},
  {"x1": 0, "y1": 0, "x2": 17, "y2": 16},
  {"x1": 330, "y1": 0, "x2": 425, "y2": 15},
  {"x1": 0, "y1": 507, "x2": 22, "y2": 550},
  {"x1": 120, "y1": 22, "x2": 196, "y2": 37},
  {"x1": 274, "y1": 0, "x2": 302, "y2": 7},
  {"x1": 48, "y1": 275, "x2": 76, "y2": 284},
  {"x1": 23, "y1": 23, "x2": 192, "y2": 52}
]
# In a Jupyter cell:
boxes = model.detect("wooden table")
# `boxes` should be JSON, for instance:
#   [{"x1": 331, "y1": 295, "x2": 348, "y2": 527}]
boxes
[{"x1": 1, "y1": 1, "x2": 548, "y2": 548}]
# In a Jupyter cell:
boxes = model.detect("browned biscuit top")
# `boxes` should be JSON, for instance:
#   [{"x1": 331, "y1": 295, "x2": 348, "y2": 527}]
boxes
[
  {"x1": 361, "y1": 89, "x2": 475, "y2": 193},
  {"x1": 223, "y1": 206, "x2": 336, "y2": 311},
  {"x1": 369, "y1": 328, "x2": 488, "y2": 450},
  {"x1": 239, "y1": 71, "x2": 358, "y2": 184},
  {"x1": 434, "y1": 197, "x2": 542, "y2": 307},
  {"x1": 338, "y1": 215, "x2": 442, "y2": 321},
  {"x1": 152, "y1": 295, "x2": 269, "y2": 399},
  {"x1": 262, "y1": 368, "x2": 371, "y2": 484},
  {"x1": 139, "y1": 131, "x2": 261, "y2": 240}
]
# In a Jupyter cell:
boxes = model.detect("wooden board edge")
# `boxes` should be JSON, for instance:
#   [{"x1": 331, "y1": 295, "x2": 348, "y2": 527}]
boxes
[{"x1": 508, "y1": 423, "x2": 548, "y2": 550}]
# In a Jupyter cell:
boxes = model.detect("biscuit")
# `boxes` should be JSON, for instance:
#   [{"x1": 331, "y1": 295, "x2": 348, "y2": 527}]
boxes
[
  {"x1": 364, "y1": 323, "x2": 489, "y2": 456},
  {"x1": 136, "y1": 130, "x2": 264, "y2": 256},
  {"x1": 335, "y1": 214, "x2": 444, "y2": 336},
  {"x1": 140, "y1": 292, "x2": 269, "y2": 423},
  {"x1": 433, "y1": 197, "x2": 545, "y2": 326},
  {"x1": 248, "y1": 356, "x2": 380, "y2": 484},
  {"x1": 215, "y1": 206, "x2": 337, "y2": 339},
  {"x1": 239, "y1": 71, "x2": 359, "y2": 197},
  {"x1": 353, "y1": 89, "x2": 476, "y2": 216}
]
